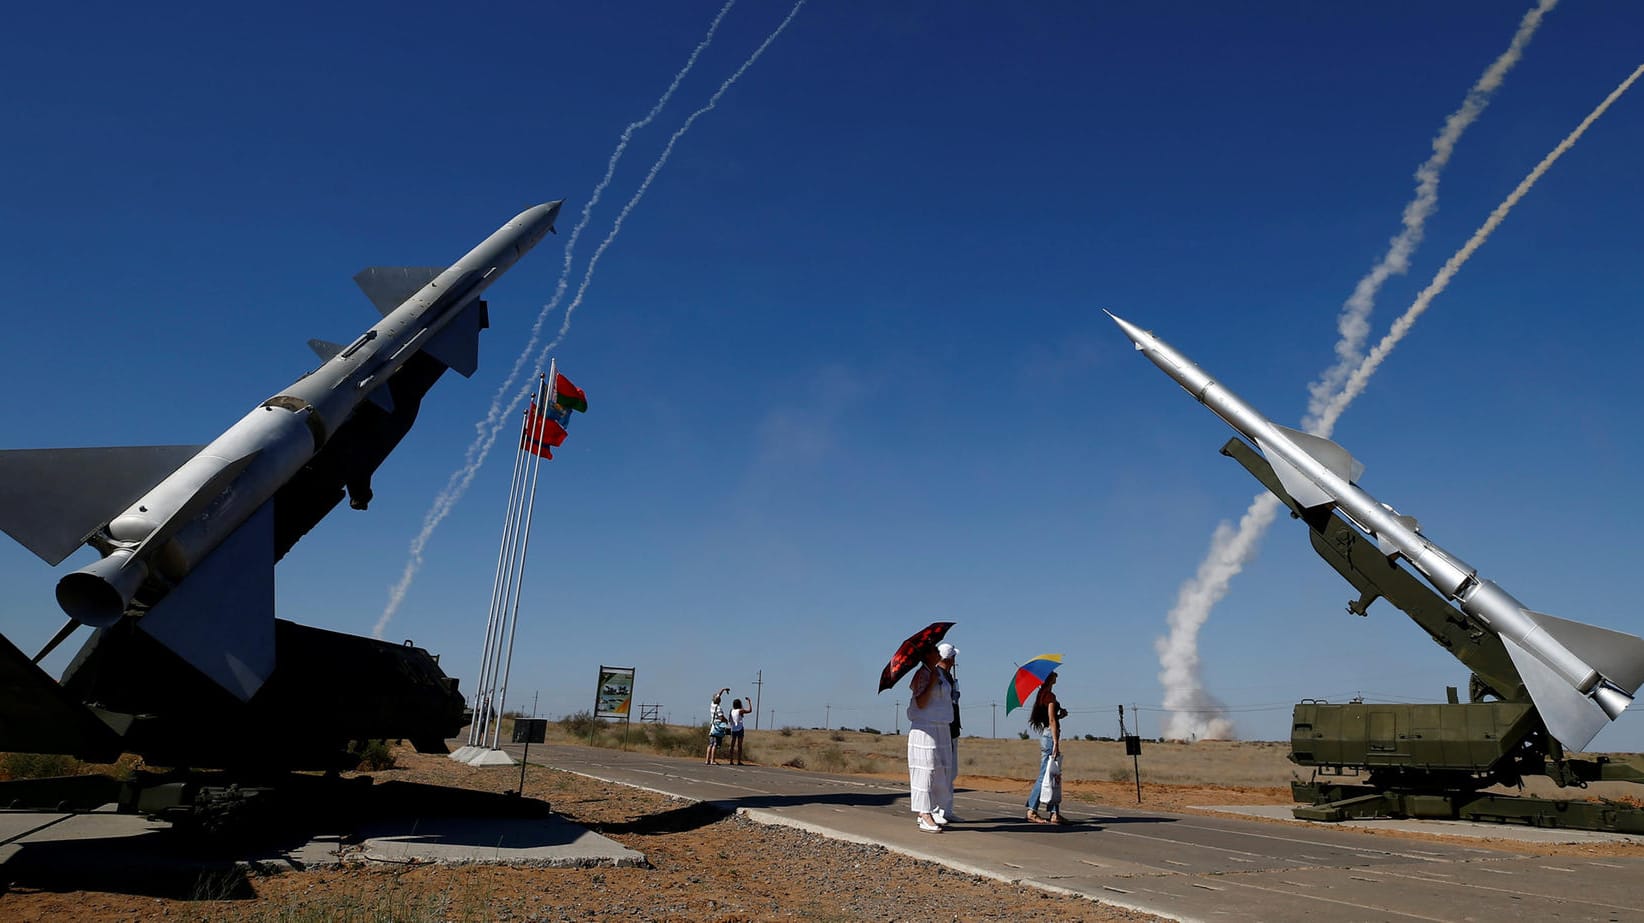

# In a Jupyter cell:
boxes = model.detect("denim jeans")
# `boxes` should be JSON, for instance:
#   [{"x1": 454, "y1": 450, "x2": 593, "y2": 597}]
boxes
[{"x1": 1025, "y1": 731, "x2": 1057, "y2": 812}]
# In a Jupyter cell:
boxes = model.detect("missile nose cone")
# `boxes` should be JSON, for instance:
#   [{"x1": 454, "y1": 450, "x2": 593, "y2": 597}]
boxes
[{"x1": 1103, "y1": 310, "x2": 1151, "y2": 351}]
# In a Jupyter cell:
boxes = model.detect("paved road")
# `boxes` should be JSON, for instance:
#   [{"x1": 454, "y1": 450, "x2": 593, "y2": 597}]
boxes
[{"x1": 519, "y1": 743, "x2": 1644, "y2": 923}]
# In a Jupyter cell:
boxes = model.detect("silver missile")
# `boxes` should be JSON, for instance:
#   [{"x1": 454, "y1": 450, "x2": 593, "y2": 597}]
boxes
[
  {"x1": 1107, "y1": 310, "x2": 1644, "y2": 751},
  {"x1": 0, "y1": 201, "x2": 561, "y2": 700}
]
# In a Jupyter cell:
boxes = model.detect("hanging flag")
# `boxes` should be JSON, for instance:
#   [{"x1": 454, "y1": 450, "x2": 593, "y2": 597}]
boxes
[
  {"x1": 554, "y1": 373, "x2": 588, "y2": 413},
  {"x1": 521, "y1": 401, "x2": 568, "y2": 459}
]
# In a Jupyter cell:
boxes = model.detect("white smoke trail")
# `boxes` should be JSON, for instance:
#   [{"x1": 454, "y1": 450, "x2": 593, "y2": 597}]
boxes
[
  {"x1": 374, "y1": 0, "x2": 806, "y2": 638},
  {"x1": 536, "y1": 0, "x2": 809, "y2": 360},
  {"x1": 1314, "y1": 61, "x2": 1644, "y2": 436},
  {"x1": 1303, "y1": 0, "x2": 1559, "y2": 430},
  {"x1": 373, "y1": 0, "x2": 735, "y2": 638},
  {"x1": 1153, "y1": 9, "x2": 1557, "y2": 740}
]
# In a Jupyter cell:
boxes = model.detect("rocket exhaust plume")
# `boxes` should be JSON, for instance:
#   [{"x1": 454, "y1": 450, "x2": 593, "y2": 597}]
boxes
[
  {"x1": 1155, "y1": 5, "x2": 1556, "y2": 740},
  {"x1": 376, "y1": 0, "x2": 808, "y2": 638}
]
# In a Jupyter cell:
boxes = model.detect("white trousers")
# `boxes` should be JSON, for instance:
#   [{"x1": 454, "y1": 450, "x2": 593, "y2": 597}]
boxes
[{"x1": 907, "y1": 723, "x2": 952, "y2": 815}]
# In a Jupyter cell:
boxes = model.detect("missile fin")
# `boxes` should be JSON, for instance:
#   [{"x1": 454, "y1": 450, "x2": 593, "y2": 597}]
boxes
[
  {"x1": 1522, "y1": 608, "x2": 1644, "y2": 696},
  {"x1": 365, "y1": 383, "x2": 396, "y2": 413},
  {"x1": 353, "y1": 266, "x2": 445, "y2": 317},
  {"x1": 1272, "y1": 425, "x2": 1365, "y2": 483},
  {"x1": 0, "y1": 445, "x2": 204, "y2": 565},
  {"x1": 1254, "y1": 437, "x2": 1337, "y2": 510},
  {"x1": 308, "y1": 339, "x2": 344, "y2": 362},
  {"x1": 420, "y1": 299, "x2": 488, "y2": 378},
  {"x1": 1501, "y1": 634, "x2": 1609, "y2": 751},
  {"x1": 137, "y1": 500, "x2": 276, "y2": 701}
]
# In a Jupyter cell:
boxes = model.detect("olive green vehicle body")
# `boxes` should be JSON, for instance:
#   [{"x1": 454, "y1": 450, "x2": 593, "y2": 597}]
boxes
[{"x1": 1222, "y1": 437, "x2": 1644, "y2": 832}]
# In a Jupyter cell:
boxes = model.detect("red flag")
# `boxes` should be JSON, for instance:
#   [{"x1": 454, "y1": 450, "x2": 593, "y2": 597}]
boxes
[
  {"x1": 554, "y1": 373, "x2": 588, "y2": 413},
  {"x1": 522, "y1": 401, "x2": 568, "y2": 459}
]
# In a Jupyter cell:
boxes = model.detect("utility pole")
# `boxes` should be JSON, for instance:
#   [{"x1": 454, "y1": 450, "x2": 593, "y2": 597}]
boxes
[
  {"x1": 893, "y1": 701, "x2": 900, "y2": 735},
  {"x1": 825, "y1": 704, "x2": 831, "y2": 730},
  {"x1": 991, "y1": 702, "x2": 997, "y2": 738},
  {"x1": 531, "y1": 690, "x2": 539, "y2": 718},
  {"x1": 752, "y1": 670, "x2": 764, "y2": 730}
]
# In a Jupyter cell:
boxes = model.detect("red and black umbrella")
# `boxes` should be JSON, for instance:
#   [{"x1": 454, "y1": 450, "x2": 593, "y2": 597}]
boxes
[{"x1": 877, "y1": 621, "x2": 955, "y2": 692}]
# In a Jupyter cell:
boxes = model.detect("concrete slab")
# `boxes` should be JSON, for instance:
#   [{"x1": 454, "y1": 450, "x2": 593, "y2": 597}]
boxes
[
  {"x1": 465, "y1": 748, "x2": 516, "y2": 766},
  {"x1": 295, "y1": 815, "x2": 645, "y2": 868},
  {"x1": 1196, "y1": 803, "x2": 1644, "y2": 845},
  {"x1": 0, "y1": 792, "x2": 644, "y2": 894}
]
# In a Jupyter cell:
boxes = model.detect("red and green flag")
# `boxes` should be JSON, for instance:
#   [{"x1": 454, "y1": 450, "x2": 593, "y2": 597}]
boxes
[{"x1": 554, "y1": 373, "x2": 588, "y2": 413}]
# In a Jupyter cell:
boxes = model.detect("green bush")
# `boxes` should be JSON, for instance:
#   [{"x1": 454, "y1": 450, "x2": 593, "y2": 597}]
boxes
[
  {"x1": 352, "y1": 740, "x2": 396, "y2": 771},
  {"x1": 561, "y1": 710, "x2": 602, "y2": 738}
]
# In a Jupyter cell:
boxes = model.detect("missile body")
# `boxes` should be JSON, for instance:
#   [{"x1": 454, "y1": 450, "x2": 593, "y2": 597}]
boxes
[
  {"x1": 1108, "y1": 311, "x2": 1644, "y2": 750},
  {"x1": 0, "y1": 202, "x2": 560, "y2": 699}
]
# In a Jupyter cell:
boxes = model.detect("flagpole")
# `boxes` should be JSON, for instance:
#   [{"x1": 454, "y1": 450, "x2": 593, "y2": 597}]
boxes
[
  {"x1": 486, "y1": 373, "x2": 544, "y2": 750},
  {"x1": 470, "y1": 381, "x2": 537, "y2": 749},
  {"x1": 491, "y1": 361, "x2": 554, "y2": 749},
  {"x1": 488, "y1": 375, "x2": 546, "y2": 749}
]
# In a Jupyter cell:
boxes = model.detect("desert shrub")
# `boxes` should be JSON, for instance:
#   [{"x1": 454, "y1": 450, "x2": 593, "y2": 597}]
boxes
[
  {"x1": 815, "y1": 745, "x2": 848, "y2": 773},
  {"x1": 783, "y1": 756, "x2": 806, "y2": 769},
  {"x1": 1108, "y1": 766, "x2": 1132, "y2": 783},
  {"x1": 352, "y1": 740, "x2": 396, "y2": 771},
  {"x1": 828, "y1": 731, "x2": 845, "y2": 742},
  {"x1": 561, "y1": 711, "x2": 602, "y2": 738},
  {"x1": 645, "y1": 723, "x2": 700, "y2": 757},
  {"x1": 1017, "y1": 731, "x2": 1029, "y2": 740},
  {"x1": 1083, "y1": 734, "x2": 1098, "y2": 741},
  {"x1": 779, "y1": 726, "x2": 794, "y2": 737},
  {"x1": 858, "y1": 727, "x2": 881, "y2": 735},
  {"x1": 0, "y1": 752, "x2": 78, "y2": 780}
]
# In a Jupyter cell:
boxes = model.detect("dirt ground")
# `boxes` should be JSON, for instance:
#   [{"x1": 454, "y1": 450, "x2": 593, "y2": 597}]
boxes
[
  {"x1": 4, "y1": 742, "x2": 1643, "y2": 921},
  {"x1": 0, "y1": 745, "x2": 1164, "y2": 922}
]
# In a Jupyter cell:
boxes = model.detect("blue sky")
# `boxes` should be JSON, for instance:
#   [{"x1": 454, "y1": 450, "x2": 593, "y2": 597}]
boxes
[{"x1": 2, "y1": 2, "x2": 1642, "y2": 747}]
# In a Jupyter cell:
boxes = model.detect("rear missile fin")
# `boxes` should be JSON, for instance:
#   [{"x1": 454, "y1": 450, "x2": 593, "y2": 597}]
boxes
[
  {"x1": 352, "y1": 266, "x2": 445, "y2": 317},
  {"x1": 1501, "y1": 634, "x2": 1610, "y2": 751},
  {"x1": 138, "y1": 500, "x2": 277, "y2": 701},
  {"x1": 1522, "y1": 608, "x2": 1644, "y2": 696},
  {"x1": 0, "y1": 445, "x2": 205, "y2": 565},
  {"x1": 419, "y1": 299, "x2": 488, "y2": 378}
]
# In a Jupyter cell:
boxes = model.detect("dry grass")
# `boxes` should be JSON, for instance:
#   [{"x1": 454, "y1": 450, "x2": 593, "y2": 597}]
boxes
[{"x1": 537, "y1": 718, "x2": 1306, "y2": 788}]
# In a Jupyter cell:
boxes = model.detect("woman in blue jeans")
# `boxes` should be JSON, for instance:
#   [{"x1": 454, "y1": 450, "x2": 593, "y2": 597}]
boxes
[{"x1": 1024, "y1": 671, "x2": 1066, "y2": 824}]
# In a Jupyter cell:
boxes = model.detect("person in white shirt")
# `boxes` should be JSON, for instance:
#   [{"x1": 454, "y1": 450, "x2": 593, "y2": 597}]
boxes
[
  {"x1": 905, "y1": 645, "x2": 954, "y2": 832},
  {"x1": 728, "y1": 698, "x2": 749, "y2": 765}
]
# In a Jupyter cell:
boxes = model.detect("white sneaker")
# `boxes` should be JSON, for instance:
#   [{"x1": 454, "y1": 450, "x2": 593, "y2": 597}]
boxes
[
  {"x1": 932, "y1": 808, "x2": 950, "y2": 826},
  {"x1": 917, "y1": 817, "x2": 942, "y2": 832}
]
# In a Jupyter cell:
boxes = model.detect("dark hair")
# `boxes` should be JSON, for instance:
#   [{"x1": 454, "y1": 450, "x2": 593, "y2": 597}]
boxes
[
  {"x1": 732, "y1": 699, "x2": 743, "y2": 710},
  {"x1": 1026, "y1": 674, "x2": 1059, "y2": 732}
]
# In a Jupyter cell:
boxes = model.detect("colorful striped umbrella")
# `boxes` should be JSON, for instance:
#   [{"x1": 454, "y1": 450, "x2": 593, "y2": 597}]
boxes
[{"x1": 1004, "y1": 654, "x2": 1063, "y2": 714}]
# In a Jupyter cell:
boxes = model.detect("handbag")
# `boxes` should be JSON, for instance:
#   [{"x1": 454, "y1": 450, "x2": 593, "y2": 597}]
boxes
[{"x1": 1037, "y1": 754, "x2": 1063, "y2": 809}]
